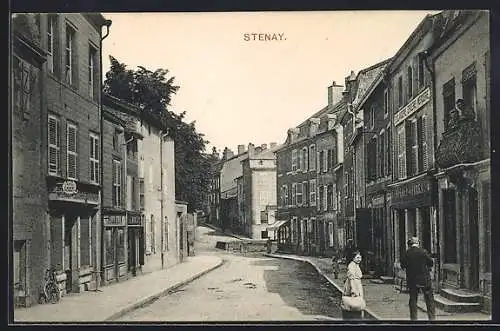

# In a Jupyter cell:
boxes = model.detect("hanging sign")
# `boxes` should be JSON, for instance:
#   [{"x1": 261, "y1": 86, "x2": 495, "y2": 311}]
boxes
[{"x1": 62, "y1": 180, "x2": 77, "y2": 194}]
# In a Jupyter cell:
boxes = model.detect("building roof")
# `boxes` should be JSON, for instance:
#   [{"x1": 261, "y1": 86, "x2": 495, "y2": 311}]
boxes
[{"x1": 351, "y1": 58, "x2": 391, "y2": 111}]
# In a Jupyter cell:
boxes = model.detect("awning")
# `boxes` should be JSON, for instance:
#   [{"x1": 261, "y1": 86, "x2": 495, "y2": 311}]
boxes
[{"x1": 266, "y1": 220, "x2": 289, "y2": 231}]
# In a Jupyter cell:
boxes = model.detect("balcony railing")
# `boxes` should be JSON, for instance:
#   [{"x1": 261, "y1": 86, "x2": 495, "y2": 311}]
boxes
[{"x1": 436, "y1": 117, "x2": 483, "y2": 169}]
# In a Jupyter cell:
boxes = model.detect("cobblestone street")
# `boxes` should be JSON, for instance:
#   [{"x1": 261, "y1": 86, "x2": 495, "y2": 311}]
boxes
[{"x1": 117, "y1": 226, "x2": 343, "y2": 321}]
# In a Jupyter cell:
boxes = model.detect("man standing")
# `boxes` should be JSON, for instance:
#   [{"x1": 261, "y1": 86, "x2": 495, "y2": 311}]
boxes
[{"x1": 400, "y1": 237, "x2": 436, "y2": 320}]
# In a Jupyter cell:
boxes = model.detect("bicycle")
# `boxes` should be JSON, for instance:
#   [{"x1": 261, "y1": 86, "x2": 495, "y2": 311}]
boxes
[{"x1": 38, "y1": 268, "x2": 61, "y2": 304}]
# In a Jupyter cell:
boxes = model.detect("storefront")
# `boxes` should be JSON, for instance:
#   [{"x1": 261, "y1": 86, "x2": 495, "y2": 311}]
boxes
[
  {"x1": 102, "y1": 212, "x2": 127, "y2": 284},
  {"x1": 435, "y1": 160, "x2": 490, "y2": 301},
  {"x1": 48, "y1": 179, "x2": 100, "y2": 295},
  {"x1": 389, "y1": 173, "x2": 438, "y2": 287},
  {"x1": 366, "y1": 190, "x2": 392, "y2": 277},
  {"x1": 127, "y1": 211, "x2": 144, "y2": 276}
]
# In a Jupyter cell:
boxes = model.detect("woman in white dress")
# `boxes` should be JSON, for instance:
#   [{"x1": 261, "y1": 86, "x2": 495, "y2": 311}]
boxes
[{"x1": 342, "y1": 250, "x2": 365, "y2": 319}]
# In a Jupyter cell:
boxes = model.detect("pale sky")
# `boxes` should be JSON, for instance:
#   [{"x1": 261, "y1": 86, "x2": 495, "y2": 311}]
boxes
[{"x1": 101, "y1": 11, "x2": 440, "y2": 153}]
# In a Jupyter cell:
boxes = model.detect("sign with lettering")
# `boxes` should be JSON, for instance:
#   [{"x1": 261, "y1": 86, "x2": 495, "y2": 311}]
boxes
[
  {"x1": 391, "y1": 176, "x2": 437, "y2": 208},
  {"x1": 62, "y1": 180, "x2": 77, "y2": 194},
  {"x1": 371, "y1": 195, "x2": 385, "y2": 207},
  {"x1": 127, "y1": 214, "x2": 142, "y2": 226},
  {"x1": 395, "y1": 87, "x2": 431, "y2": 125},
  {"x1": 49, "y1": 187, "x2": 99, "y2": 205},
  {"x1": 104, "y1": 215, "x2": 126, "y2": 227}
]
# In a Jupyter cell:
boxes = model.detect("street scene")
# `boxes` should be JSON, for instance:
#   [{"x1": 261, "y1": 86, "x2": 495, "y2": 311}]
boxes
[{"x1": 11, "y1": 9, "x2": 491, "y2": 323}]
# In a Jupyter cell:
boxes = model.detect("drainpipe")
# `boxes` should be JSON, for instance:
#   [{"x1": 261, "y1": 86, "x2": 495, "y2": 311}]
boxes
[
  {"x1": 346, "y1": 103, "x2": 357, "y2": 246},
  {"x1": 160, "y1": 130, "x2": 169, "y2": 268},
  {"x1": 99, "y1": 18, "x2": 112, "y2": 287}
]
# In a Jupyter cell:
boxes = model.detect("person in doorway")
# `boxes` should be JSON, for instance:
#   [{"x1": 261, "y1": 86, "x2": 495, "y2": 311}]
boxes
[{"x1": 400, "y1": 237, "x2": 436, "y2": 321}]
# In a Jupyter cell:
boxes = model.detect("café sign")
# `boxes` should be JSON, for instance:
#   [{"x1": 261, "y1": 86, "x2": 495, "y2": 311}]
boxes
[{"x1": 395, "y1": 87, "x2": 431, "y2": 125}]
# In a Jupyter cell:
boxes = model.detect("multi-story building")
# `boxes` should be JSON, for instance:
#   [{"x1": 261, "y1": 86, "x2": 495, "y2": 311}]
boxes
[
  {"x1": 358, "y1": 67, "x2": 393, "y2": 276},
  {"x1": 208, "y1": 159, "x2": 222, "y2": 227},
  {"x1": 340, "y1": 60, "x2": 389, "y2": 269},
  {"x1": 11, "y1": 13, "x2": 47, "y2": 307},
  {"x1": 41, "y1": 13, "x2": 110, "y2": 298},
  {"x1": 385, "y1": 13, "x2": 440, "y2": 285},
  {"x1": 136, "y1": 109, "x2": 178, "y2": 273},
  {"x1": 101, "y1": 94, "x2": 146, "y2": 282},
  {"x1": 430, "y1": 10, "x2": 490, "y2": 312},
  {"x1": 238, "y1": 143, "x2": 279, "y2": 239},
  {"x1": 275, "y1": 82, "x2": 344, "y2": 255}
]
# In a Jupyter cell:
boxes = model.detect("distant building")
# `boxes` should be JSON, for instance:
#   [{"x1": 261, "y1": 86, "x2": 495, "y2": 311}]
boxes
[{"x1": 238, "y1": 143, "x2": 280, "y2": 239}]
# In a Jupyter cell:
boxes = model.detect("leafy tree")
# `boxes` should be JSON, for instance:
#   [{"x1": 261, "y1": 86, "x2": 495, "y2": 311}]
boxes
[{"x1": 104, "y1": 56, "x2": 210, "y2": 212}]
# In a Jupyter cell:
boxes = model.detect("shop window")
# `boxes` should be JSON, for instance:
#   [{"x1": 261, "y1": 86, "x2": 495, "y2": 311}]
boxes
[
  {"x1": 80, "y1": 217, "x2": 91, "y2": 267},
  {"x1": 117, "y1": 228, "x2": 126, "y2": 263},
  {"x1": 104, "y1": 229, "x2": 114, "y2": 267},
  {"x1": 482, "y1": 182, "x2": 491, "y2": 272}
]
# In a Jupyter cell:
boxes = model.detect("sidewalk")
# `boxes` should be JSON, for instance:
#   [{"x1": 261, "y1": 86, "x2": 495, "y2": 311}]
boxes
[
  {"x1": 200, "y1": 222, "x2": 246, "y2": 241},
  {"x1": 264, "y1": 253, "x2": 491, "y2": 321},
  {"x1": 14, "y1": 255, "x2": 224, "y2": 323}
]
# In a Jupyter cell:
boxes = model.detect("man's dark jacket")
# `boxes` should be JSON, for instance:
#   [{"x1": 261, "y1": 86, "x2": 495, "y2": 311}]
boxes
[{"x1": 400, "y1": 246, "x2": 433, "y2": 288}]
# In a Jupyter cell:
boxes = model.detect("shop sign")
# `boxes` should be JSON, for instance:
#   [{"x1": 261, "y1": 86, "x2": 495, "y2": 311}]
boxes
[
  {"x1": 62, "y1": 180, "x2": 77, "y2": 194},
  {"x1": 49, "y1": 186, "x2": 99, "y2": 205},
  {"x1": 395, "y1": 87, "x2": 431, "y2": 125},
  {"x1": 371, "y1": 195, "x2": 385, "y2": 207},
  {"x1": 104, "y1": 215, "x2": 126, "y2": 227},
  {"x1": 127, "y1": 214, "x2": 142, "y2": 226},
  {"x1": 391, "y1": 176, "x2": 436, "y2": 208}
]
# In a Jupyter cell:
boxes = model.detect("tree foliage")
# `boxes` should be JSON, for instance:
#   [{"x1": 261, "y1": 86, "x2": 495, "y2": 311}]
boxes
[{"x1": 103, "y1": 55, "x2": 214, "y2": 212}]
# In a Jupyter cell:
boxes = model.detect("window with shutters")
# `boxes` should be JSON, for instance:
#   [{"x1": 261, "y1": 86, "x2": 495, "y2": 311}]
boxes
[
  {"x1": 398, "y1": 76, "x2": 403, "y2": 107},
  {"x1": 327, "y1": 185, "x2": 333, "y2": 211},
  {"x1": 323, "y1": 149, "x2": 328, "y2": 172},
  {"x1": 462, "y1": 62, "x2": 477, "y2": 119},
  {"x1": 284, "y1": 184, "x2": 289, "y2": 206},
  {"x1": 332, "y1": 183, "x2": 338, "y2": 210},
  {"x1": 327, "y1": 149, "x2": 332, "y2": 170},
  {"x1": 397, "y1": 126, "x2": 406, "y2": 179},
  {"x1": 409, "y1": 119, "x2": 418, "y2": 176},
  {"x1": 387, "y1": 127, "x2": 392, "y2": 176},
  {"x1": 65, "y1": 24, "x2": 76, "y2": 85},
  {"x1": 139, "y1": 177, "x2": 145, "y2": 210},
  {"x1": 302, "y1": 181, "x2": 308, "y2": 206},
  {"x1": 384, "y1": 89, "x2": 389, "y2": 117},
  {"x1": 309, "y1": 179, "x2": 316, "y2": 206},
  {"x1": 112, "y1": 160, "x2": 122, "y2": 207},
  {"x1": 89, "y1": 133, "x2": 99, "y2": 183},
  {"x1": 291, "y1": 149, "x2": 297, "y2": 171},
  {"x1": 297, "y1": 149, "x2": 302, "y2": 172},
  {"x1": 318, "y1": 150, "x2": 324, "y2": 172},
  {"x1": 407, "y1": 66, "x2": 413, "y2": 100},
  {"x1": 443, "y1": 78, "x2": 456, "y2": 131},
  {"x1": 48, "y1": 115, "x2": 61, "y2": 175},
  {"x1": 66, "y1": 123, "x2": 78, "y2": 180},
  {"x1": 47, "y1": 16, "x2": 55, "y2": 74},
  {"x1": 309, "y1": 145, "x2": 316, "y2": 171},
  {"x1": 418, "y1": 53, "x2": 425, "y2": 88},
  {"x1": 323, "y1": 185, "x2": 328, "y2": 211},
  {"x1": 296, "y1": 182, "x2": 303, "y2": 206},
  {"x1": 380, "y1": 131, "x2": 385, "y2": 177},
  {"x1": 417, "y1": 116, "x2": 428, "y2": 171},
  {"x1": 302, "y1": 147, "x2": 308, "y2": 171},
  {"x1": 318, "y1": 185, "x2": 324, "y2": 211},
  {"x1": 291, "y1": 183, "x2": 297, "y2": 206},
  {"x1": 370, "y1": 105, "x2": 375, "y2": 128},
  {"x1": 88, "y1": 44, "x2": 97, "y2": 101}
]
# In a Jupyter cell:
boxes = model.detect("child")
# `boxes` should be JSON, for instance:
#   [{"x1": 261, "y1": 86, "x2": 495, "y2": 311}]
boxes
[{"x1": 332, "y1": 251, "x2": 341, "y2": 279}]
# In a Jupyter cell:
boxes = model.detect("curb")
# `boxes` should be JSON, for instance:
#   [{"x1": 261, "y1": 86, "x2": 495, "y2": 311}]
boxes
[
  {"x1": 263, "y1": 253, "x2": 382, "y2": 321},
  {"x1": 105, "y1": 258, "x2": 226, "y2": 321}
]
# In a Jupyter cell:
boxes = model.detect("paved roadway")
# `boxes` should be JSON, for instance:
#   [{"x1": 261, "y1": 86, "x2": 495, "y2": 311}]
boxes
[{"x1": 118, "y1": 225, "x2": 343, "y2": 322}]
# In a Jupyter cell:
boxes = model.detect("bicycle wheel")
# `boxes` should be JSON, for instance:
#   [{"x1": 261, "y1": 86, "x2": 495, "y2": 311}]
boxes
[{"x1": 45, "y1": 283, "x2": 60, "y2": 304}]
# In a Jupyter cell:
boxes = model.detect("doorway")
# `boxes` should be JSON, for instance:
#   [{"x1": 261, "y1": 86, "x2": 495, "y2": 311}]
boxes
[
  {"x1": 127, "y1": 228, "x2": 138, "y2": 276},
  {"x1": 468, "y1": 188, "x2": 480, "y2": 291},
  {"x1": 64, "y1": 214, "x2": 78, "y2": 293}
]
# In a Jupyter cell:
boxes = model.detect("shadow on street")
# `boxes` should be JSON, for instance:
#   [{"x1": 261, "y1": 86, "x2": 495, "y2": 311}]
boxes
[{"x1": 251, "y1": 257, "x2": 343, "y2": 319}]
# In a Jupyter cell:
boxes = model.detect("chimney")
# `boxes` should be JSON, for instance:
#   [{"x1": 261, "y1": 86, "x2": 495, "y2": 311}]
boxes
[
  {"x1": 226, "y1": 149, "x2": 234, "y2": 160},
  {"x1": 270, "y1": 142, "x2": 277, "y2": 149},
  {"x1": 328, "y1": 81, "x2": 344, "y2": 107},
  {"x1": 255, "y1": 146, "x2": 262, "y2": 154},
  {"x1": 237, "y1": 144, "x2": 245, "y2": 155},
  {"x1": 261, "y1": 143, "x2": 267, "y2": 150}
]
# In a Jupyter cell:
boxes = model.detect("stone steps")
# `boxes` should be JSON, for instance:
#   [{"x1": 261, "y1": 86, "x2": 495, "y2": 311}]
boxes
[
  {"x1": 440, "y1": 287, "x2": 482, "y2": 303},
  {"x1": 434, "y1": 294, "x2": 482, "y2": 313}
]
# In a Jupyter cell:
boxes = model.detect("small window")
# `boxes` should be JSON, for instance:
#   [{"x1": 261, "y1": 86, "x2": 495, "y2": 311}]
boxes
[
  {"x1": 88, "y1": 44, "x2": 98, "y2": 101},
  {"x1": 89, "y1": 133, "x2": 99, "y2": 183},
  {"x1": 407, "y1": 66, "x2": 413, "y2": 99},
  {"x1": 47, "y1": 16, "x2": 55, "y2": 74},
  {"x1": 384, "y1": 89, "x2": 389, "y2": 116},
  {"x1": 113, "y1": 129, "x2": 120, "y2": 151},
  {"x1": 398, "y1": 76, "x2": 403, "y2": 107},
  {"x1": 65, "y1": 24, "x2": 76, "y2": 85},
  {"x1": 112, "y1": 160, "x2": 122, "y2": 207}
]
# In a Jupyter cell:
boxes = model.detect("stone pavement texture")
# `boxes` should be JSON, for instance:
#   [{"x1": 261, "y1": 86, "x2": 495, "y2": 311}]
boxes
[
  {"x1": 14, "y1": 255, "x2": 223, "y2": 323},
  {"x1": 265, "y1": 253, "x2": 491, "y2": 322}
]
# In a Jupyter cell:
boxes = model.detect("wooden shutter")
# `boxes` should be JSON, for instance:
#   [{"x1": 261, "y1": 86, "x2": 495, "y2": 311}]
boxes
[
  {"x1": 420, "y1": 116, "x2": 429, "y2": 170},
  {"x1": 48, "y1": 116, "x2": 60, "y2": 174},
  {"x1": 67, "y1": 124, "x2": 77, "y2": 179},
  {"x1": 397, "y1": 126, "x2": 406, "y2": 179}
]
